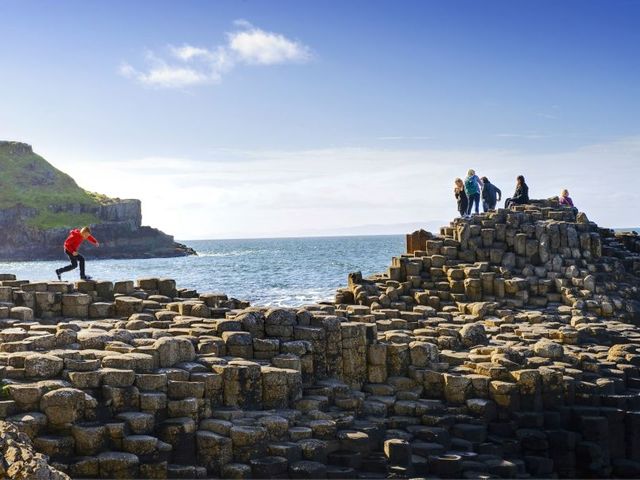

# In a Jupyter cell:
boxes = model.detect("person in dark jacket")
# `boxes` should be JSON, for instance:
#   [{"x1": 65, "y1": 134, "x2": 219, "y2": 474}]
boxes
[
  {"x1": 480, "y1": 176, "x2": 502, "y2": 211},
  {"x1": 505, "y1": 175, "x2": 529, "y2": 209},
  {"x1": 454, "y1": 178, "x2": 468, "y2": 217}
]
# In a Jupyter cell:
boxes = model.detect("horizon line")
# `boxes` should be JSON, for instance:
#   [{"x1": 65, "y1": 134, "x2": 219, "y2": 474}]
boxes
[
  {"x1": 177, "y1": 231, "x2": 412, "y2": 243},
  {"x1": 178, "y1": 225, "x2": 640, "y2": 243}
]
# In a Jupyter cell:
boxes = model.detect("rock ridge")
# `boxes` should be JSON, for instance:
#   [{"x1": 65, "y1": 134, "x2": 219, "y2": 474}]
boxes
[{"x1": 0, "y1": 200, "x2": 638, "y2": 478}]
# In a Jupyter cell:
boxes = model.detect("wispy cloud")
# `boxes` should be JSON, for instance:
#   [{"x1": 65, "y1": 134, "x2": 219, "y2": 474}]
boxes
[
  {"x1": 378, "y1": 136, "x2": 434, "y2": 141},
  {"x1": 60, "y1": 136, "x2": 640, "y2": 239},
  {"x1": 169, "y1": 45, "x2": 216, "y2": 62},
  {"x1": 537, "y1": 104, "x2": 560, "y2": 120},
  {"x1": 119, "y1": 51, "x2": 219, "y2": 88},
  {"x1": 495, "y1": 133, "x2": 549, "y2": 139},
  {"x1": 120, "y1": 20, "x2": 312, "y2": 88}
]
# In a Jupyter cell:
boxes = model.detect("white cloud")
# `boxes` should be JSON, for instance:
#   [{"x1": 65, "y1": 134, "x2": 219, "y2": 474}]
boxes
[
  {"x1": 143, "y1": 65, "x2": 213, "y2": 88},
  {"x1": 169, "y1": 45, "x2": 215, "y2": 61},
  {"x1": 120, "y1": 21, "x2": 312, "y2": 88},
  {"x1": 55, "y1": 136, "x2": 640, "y2": 239},
  {"x1": 119, "y1": 50, "x2": 219, "y2": 88},
  {"x1": 228, "y1": 27, "x2": 311, "y2": 65}
]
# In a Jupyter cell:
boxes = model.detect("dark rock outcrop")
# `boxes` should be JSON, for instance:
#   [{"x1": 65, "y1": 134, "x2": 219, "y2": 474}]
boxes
[
  {"x1": 0, "y1": 142, "x2": 196, "y2": 260},
  {"x1": 0, "y1": 198, "x2": 196, "y2": 260}
]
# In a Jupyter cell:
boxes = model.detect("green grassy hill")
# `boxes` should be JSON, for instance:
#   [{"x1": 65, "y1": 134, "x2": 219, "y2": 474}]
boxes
[{"x1": 0, "y1": 141, "x2": 113, "y2": 229}]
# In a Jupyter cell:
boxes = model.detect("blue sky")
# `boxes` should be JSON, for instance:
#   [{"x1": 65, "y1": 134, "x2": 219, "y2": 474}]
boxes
[{"x1": 1, "y1": 0, "x2": 639, "y2": 238}]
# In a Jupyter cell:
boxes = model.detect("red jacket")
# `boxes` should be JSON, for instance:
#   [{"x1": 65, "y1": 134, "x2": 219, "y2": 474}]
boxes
[{"x1": 64, "y1": 229, "x2": 98, "y2": 253}]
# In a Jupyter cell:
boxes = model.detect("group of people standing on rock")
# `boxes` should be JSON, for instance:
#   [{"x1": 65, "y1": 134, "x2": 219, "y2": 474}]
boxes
[
  {"x1": 454, "y1": 169, "x2": 517, "y2": 217},
  {"x1": 454, "y1": 169, "x2": 575, "y2": 218}
]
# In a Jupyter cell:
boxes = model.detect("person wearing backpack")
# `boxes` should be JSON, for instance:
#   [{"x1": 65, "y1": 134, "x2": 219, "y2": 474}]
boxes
[
  {"x1": 464, "y1": 169, "x2": 483, "y2": 216},
  {"x1": 481, "y1": 176, "x2": 502, "y2": 212}
]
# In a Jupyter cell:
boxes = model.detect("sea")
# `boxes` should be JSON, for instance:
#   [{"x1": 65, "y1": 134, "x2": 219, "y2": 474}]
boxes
[{"x1": 0, "y1": 235, "x2": 405, "y2": 307}]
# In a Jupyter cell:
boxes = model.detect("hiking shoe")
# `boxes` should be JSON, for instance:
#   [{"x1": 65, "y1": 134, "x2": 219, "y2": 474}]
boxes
[
  {"x1": 55, "y1": 270, "x2": 61, "y2": 281},
  {"x1": 81, "y1": 275, "x2": 93, "y2": 281}
]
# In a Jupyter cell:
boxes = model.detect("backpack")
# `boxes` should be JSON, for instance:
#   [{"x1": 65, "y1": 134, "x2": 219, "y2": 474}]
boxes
[{"x1": 465, "y1": 176, "x2": 478, "y2": 195}]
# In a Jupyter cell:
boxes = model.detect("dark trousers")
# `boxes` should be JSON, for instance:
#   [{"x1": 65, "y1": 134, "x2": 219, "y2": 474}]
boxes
[
  {"x1": 505, "y1": 197, "x2": 523, "y2": 209},
  {"x1": 58, "y1": 250, "x2": 86, "y2": 277},
  {"x1": 483, "y1": 200, "x2": 497, "y2": 212},
  {"x1": 467, "y1": 193, "x2": 480, "y2": 215},
  {"x1": 458, "y1": 199, "x2": 468, "y2": 217}
]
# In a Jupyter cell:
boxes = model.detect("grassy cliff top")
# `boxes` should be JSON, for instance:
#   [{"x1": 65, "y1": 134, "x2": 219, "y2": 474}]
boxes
[{"x1": 0, "y1": 141, "x2": 114, "y2": 229}]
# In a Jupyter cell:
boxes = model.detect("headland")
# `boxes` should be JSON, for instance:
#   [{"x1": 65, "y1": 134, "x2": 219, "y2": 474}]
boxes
[{"x1": 0, "y1": 141, "x2": 195, "y2": 261}]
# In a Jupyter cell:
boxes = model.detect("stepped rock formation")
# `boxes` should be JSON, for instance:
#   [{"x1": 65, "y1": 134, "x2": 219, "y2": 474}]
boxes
[
  {"x1": 0, "y1": 141, "x2": 195, "y2": 260},
  {"x1": 0, "y1": 420, "x2": 70, "y2": 479},
  {"x1": 0, "y1": 201, "x2": 639, "y2": 478}
]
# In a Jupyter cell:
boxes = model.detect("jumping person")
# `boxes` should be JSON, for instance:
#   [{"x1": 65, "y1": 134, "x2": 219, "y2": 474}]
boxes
[
  {"x1": 505, "y1": 175, "x2": 529, "y2": 209},
  {"x1": 559, "y1": 189, "x2": 574, "y2": 207},
  {"x1": 464, "y1": 169, "x2": 483, "y2": 216},
  {"x1": 481, "y1": 176, "x2": 502, "y2": 211},
  {"x1": 55, "y1": 227, "x2": 99, "y2": 280},
  {"x1": 454, "y1": 178, "x2": 468, "y2": 218}
]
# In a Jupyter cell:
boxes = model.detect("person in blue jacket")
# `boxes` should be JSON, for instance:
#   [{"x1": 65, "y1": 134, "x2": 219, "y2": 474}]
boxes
[{"x1": 463, "y1": 169, "x2": 483, "y2": 216}]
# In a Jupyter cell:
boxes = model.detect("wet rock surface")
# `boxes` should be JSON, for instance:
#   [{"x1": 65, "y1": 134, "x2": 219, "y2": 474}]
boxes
[{"x1": 0, "y1": 201, "x2": 639, "y2": 478}]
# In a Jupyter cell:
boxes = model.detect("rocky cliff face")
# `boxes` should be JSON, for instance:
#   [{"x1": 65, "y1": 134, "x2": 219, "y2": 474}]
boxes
[{"x1": 0, "y1": 141, "x2": 196, "y2": 260}]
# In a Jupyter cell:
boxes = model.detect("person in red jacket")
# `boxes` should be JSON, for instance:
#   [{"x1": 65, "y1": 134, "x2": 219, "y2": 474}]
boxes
[{"x1": 55, "y1": 227, "x2": 100, "y2": 280}]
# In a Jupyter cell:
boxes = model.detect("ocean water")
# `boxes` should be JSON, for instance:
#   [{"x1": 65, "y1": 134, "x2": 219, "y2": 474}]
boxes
[{"x1": 0, "y1": 235, "x2": 405, "y2": 306}]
